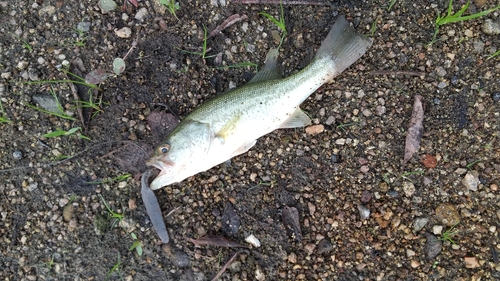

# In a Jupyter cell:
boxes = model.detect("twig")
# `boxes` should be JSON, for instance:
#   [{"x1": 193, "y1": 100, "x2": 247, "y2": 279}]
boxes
[
  {"x1": 0, "y1": 141, "x2": 132, "y2": 173},
  {"x1": 123, "y1": 32, "x2": 140, "y2": 61},
  {"x1": 233, "y1": 0, "x2": 326, "y2": 5},
  {"x1": 210, "y1": 250, "x2": 245, "y2": 281},
  {"x1": 210, "y1": 14, "x2": 248, "y2": 37},
  {"x1": 368, "y1": 70, "x2": 426, "y2": 77}
]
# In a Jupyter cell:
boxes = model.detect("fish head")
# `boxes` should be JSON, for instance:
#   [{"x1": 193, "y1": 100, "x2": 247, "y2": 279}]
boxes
[{"x1": 146, "y1": 120, "x2": 214, "y2": 189}]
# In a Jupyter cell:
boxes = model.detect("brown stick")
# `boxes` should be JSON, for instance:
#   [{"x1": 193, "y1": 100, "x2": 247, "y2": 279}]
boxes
[
  {"x1": 367, "y1": 70, "x2": 426, "y2": 77},
  {"x1": 210, "y1": 250, "x2": 244, "y2": 281}
]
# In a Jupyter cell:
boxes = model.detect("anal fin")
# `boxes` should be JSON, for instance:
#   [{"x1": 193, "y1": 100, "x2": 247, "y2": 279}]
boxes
[
  {"x1": 231, "y1": 140, "x2": 257, "y2": 157},
  {"x1": 279, "y1": 108, "x2": 311, "y2": 129}
]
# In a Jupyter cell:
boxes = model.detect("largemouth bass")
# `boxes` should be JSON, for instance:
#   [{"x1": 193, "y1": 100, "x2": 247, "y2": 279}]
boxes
[{"x1": 147, "y1": 16, "x2": 372, "y2": 190}]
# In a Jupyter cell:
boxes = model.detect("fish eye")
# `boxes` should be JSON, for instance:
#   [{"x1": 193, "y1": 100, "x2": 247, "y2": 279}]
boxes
[{"x1": 159, "y1": 143, "x2": 171, "y2": 154}]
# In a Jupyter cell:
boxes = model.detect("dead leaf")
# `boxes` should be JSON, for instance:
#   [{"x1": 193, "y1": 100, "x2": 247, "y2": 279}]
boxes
[
  {"x1": 404, "y1": 95, "x2": 424, "y2": 164},
  {"x1": 420, "y1": 154, "x2": 437, "y2": 168},
  {"x1": 187, "y1": 235, "x2": 248, "y2": 248},
  {"x1": 222, "y1": 202, "x2": 240, "y2": 236},
  {"x1": 282, "y1": 206, "x2": 302, "y2": 242}
]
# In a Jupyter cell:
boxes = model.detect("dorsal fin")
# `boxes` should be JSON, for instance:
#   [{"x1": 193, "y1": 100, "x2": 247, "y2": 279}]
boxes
[{"x1": 248, "y1": 48, "x2": 282, "y2": 83}]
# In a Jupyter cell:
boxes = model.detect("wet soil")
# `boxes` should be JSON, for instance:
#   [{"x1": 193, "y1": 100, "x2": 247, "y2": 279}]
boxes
[{"x1": 0, "y1": 0, "x2": 499, "y2": 280}]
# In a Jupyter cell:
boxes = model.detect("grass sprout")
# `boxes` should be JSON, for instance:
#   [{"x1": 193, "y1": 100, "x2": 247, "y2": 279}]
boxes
[
  {"x1": 129, "y1": 233, "x2": 143, "y2": 256},
  {"x1": 432, "y1": 0, "x2": 500, "y2": 43},
  {"x1": 388, "y1": 0, "x2": 397, "y2": 11},
  {"x1": 74, "y1": 92, "x2": 107, "y2": 118},
  {"x1": 43, "y1": 127, "x2": 90, "y2": 140},
  {"x1": 159, "y1": 0, "x2": 179, "y2": 20},
  {"x1": 439, "y1": 222, "x2": 459, "y2": 244},
  {"x1": 259, "y1": 0, "x2": 287, "y2": 47},
  {"x1": 0, "y1": 100, "x2": 11, "y2": 124},
  {"x1": 87, "y1": 174, "x2": 131, "y2": 184},
  {"x1": 487, "y1": 49, "x2": 500, "y2": 60},
  {"x1": 177, "y1": 26, "x2": 214, "y2": 59},
  {"x1": 12, "y1": 33, "x2": 32, "y2": 51},
  {"x1": 106, "y1": 255, "x2": 123, "y2": 281},
  {"x1": 99, "y1": 194, "x2": 124, "y2": 229}
]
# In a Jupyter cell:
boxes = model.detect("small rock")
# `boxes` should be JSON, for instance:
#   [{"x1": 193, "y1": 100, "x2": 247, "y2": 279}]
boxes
[
  {"x1": 413, "y1": 217, "x2": 429, "y2": 232},
  {"x1": 462, "y1": 171, "x2": 479, "y2": 191},
  {"x1": 12, "y1": 150, "x2": 23, "y2": 160},
  {"x1": 491, "y1": 92, "x2": 500, "y2": 102},
  {"x1": 376, "y1": 105, "x2": 386, "y2": 115},
  {"x1": 304, "y1": 243, "x2": 315, "y2": 254},
  {"x1": 38, "y1": 5, "x2": 56, "y2": 16},
  {"x1": 115, "y1": 27, "x2": 132, "y2": 38},
  {"x1": 402, "y1": 181, "x2": 416, "y2": 197},
  {"x1": 162, "y1": 243, "x2": 190, "y2": 268},
  {"x1": 357, "y1": 205, "x2": 370, "y2": 220},
  {"x1": 331, "y1": 154, "x2": 341, "y2": 164},
  {"x1": 473, "y1": 40, "x2": 485, "y2": 53},
  {"x1": 135, "y1": 8, "x2": 148, "y2": 20},
  {"x1": 255, "y1": 267, "x2": 265, "y2": 281},
  {"x1": 424, "y1": 233, "x2": 442, "y2": 260},
  {"x1": 464, "y1": 29, "x2": 473, "y2": 37},
  {"x1": 245, "y1": 234, "x2": 261, "y2": 247},
  {"x1": 317, "y1": 239, "x2": 333, "y2": 254},
  {"x1": 435, "y1": 202, "x2": 460, "y2": 226},
  {"x1": 77, "y1": 22, "x2": 91, "y2": 32},
  {"x1": 435, "y1": 66, "x2": 447, "y2": 77},
  {"x1": 482, "y1": 19, "x2": 500, "y2": 35},
  {"x1": 360, "y1": 190, "x2": 372, "y2": 203},
  {"x1": 63, "y1": 204, "x2": 74, "y2": 222},
  {"x1": 464, "y1": 256, "x2": 480, "y2": 268},
  {"x1": 410, "y1": 260, "x2": 420, "y2": 268},
  {"x1": 406, "y1": 249, "x2": 416, "y2": 257},
  {"x1": 437, "y1": 81, "x2": 447, "y2": 89},
  {"x1": 288, "y1": 252, "x2": 297, "y2": 263},
  {"x1": 359, "y1": 165, "x2": 369, "y2": 173},
  {"x1": 305, "y1": 124, "x2": 324, "y2": 135},
  {"x1": 128, "y1": 199, "x2": 137, "y2": 210},
  {"x1": 432, "y1": 225, "x2": 443, "y2": 235},
  {"x1": 335, "y1": 138, "x2": 346, "y2": 145},
  {"x1": 362, "y1": 109, "x2": 372, "y2": 117}
]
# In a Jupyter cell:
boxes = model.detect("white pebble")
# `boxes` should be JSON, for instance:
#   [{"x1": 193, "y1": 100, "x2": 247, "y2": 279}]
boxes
[{"x1": 245, "y1": 234, "x2": 261, "y2": 247}]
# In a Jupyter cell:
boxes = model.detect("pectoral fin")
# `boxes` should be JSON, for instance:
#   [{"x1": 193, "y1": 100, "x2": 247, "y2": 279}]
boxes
[
  {"x1": 215, "y1": 113, "x2": 241, "y2": 145},
  {"x1": 279, "y1": 108, "x2": 311, "y2": 129},
  {"x1": 231, "y1": 140, "x2": 257, "y2": 157}
]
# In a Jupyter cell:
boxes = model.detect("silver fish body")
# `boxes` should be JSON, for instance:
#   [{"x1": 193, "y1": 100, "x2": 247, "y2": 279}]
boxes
[{"x1": 147, "y1": 16, "x2": 373, "y2": 189}]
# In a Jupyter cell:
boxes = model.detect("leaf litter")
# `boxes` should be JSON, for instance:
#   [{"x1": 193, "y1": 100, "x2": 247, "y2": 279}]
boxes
[{"x1": 403, "y1": 95, "x2": 424, "y2": 164}]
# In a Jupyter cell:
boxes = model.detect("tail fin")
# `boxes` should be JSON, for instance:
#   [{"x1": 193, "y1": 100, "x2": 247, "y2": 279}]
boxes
[{"x1": 315, "y1": 16, "x2": 372, "y2": 75}]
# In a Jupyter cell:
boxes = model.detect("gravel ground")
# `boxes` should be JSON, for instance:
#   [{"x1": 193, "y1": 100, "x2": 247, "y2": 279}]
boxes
[{"x1": 1, "y1": 0, "x2": 500, "y2": 280}]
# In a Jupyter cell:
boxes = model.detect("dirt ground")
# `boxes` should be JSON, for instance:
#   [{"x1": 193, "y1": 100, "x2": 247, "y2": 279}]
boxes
[{"x1": 1, "y1": 0, "x2": 499, "y2": 280}]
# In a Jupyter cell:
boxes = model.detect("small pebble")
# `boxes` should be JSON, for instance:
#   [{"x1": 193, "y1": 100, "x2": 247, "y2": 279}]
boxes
[
  {"x1": 413, "y1": 217, "x2": 429, "y2": 232},
  {"x1": 432, "y1": 225, "x2": 443, "y2": 235},
  {"x1": 435, "y1": 202, "x2": 460, "y2": 226},
  {"x1": 331, "y1": 154, "x2": 341, "y2": 164},
  {"x1": 13, "y1": 150, "x2": 23, "y2": 160},
  {"x1": 357, "y1": 205, "x2": 370, "y2": 220},
  {"x1": 482, "y1": 19, "x2": 500, "y2": 35},
  {"x1": 317, "y1": 239, "x2": 333, "y2": 254},
  {"x1": 464, "y1": 256, "x2": 480, "y2": 268},
  {"x1": 492, "y1": 92, "x2": 500, "y2": 102},
  {"x1": 462, "y1": 171, "x2": 479, "y2": 191},
  {"x1": 135, "y1": 8, "x2": 148, "y2": 20},
  {"x1": 115, "y1": 27, "x2": 132, "y2": 38},
  {"x1": 245, "y1": 234, "x2": 261, "y2": 247},
  {"x1": 305, "y1": 124, "x2": 324, "y2": 135}
]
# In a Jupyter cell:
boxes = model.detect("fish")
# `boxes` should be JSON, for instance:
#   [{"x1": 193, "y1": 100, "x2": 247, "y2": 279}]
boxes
[{"x1": 146, "y1": 16, "x2": 373, "y2": 190}]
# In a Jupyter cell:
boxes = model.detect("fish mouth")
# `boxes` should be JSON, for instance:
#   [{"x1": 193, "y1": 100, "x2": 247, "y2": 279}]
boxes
[{"x1": 145, "y1": 159, "x2": 176, "y2": 190}]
